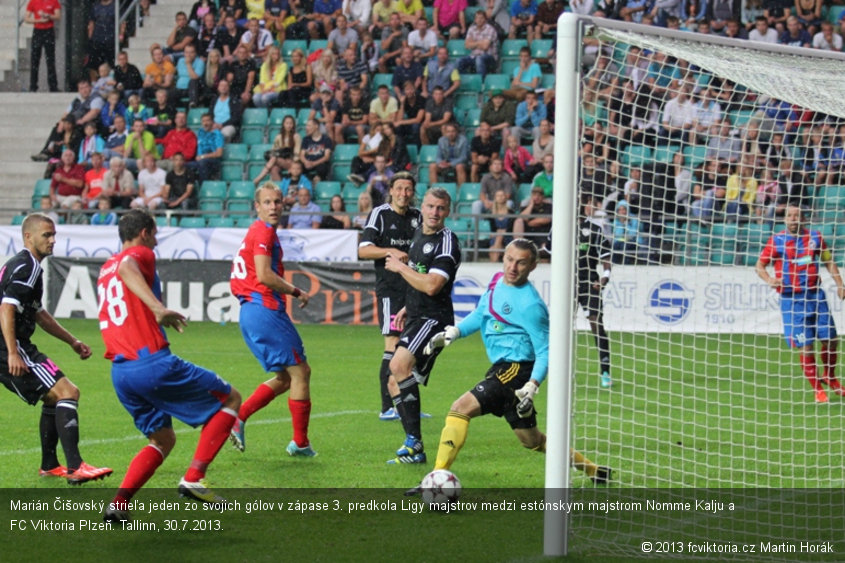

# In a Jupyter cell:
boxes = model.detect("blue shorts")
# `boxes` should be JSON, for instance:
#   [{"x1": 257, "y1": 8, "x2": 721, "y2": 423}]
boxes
[
  {"x1": 239, "y1": 301, "x2": 306, "y2": 372},
  {"x1": 781, "y1": 289, "x2": 836, "y2": 348},
  {"x1": 111, "y1": 349, "x2": 232, "y2": 437}
]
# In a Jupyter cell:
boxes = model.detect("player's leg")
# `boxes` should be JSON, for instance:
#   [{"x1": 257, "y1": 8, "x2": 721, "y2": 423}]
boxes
[
  {"x1": 587, "y1": 312, "x2": 612, "y2": 388},
  {"x1": 285, "y1": 360, "x2": 317, "y2": 456},
  {"x1": 377, "y1": 294, "x2": 400, "y2": 419},
  {"x1": 387, "y1": 345, "x2": 425, "y2": 462},
  {"x1": 434, "y1": 391, "x2": 481, "y2": 470},
  {"x1": 785, "y1": 295, "x2": 826, "y2": 400},
  {"x1": 813, "y1": 291, "x2": 844, "y2": 396},
  {"x1": 510, "y1": 428, "x2": 612, "y2": 484}
]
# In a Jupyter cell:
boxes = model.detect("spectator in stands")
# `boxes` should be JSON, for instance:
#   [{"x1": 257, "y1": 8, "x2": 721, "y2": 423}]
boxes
[
  {"x1": 328, "y1": 14, "x2": 360, "y2": 54},
  {"x1": 379, "y1": 13, "x2": 408, "y2": 74},
  {"x1": 226, "y1": 44, "x2": 256, "y2": 105},
  {"x1": 66, "y1": 200, "x2": 88, "y2": 224},
  {"x1": 723, "y1": 18, "x2": 748, "y2": 39},
  {"x1": 164, "y1": 11, "x2": 198, "y2": 63},
  {"x1": 191, "y1": 113, "x2": 224, "y2": 182},
  {"x1": 458, "y1": 11, "x2": 498, "y2": 80},
  {"x1": 503, "y1": 133, "x2": 537, "y2": 184},
  {"x1": 337, "y1": 47, "x2": 370, "y2": 96},
  {"x1": 263, "y1": 0, "x2": 288, "y2": 43},
  {"x1": 162, "y1": 152, "x2": 198, "y2": 211},
  {"x1": 309, "y1": 0, "x2": 343, "y2": 38},
  {"x1": 149, "y1": 88, "x2": 177, "y2": 139},
  {"x1": 396, "y1": 0, "x2": 423, "y2": 26},
  {"x1": 103, "y1": 114, "x2": 128, "y2": 159},
  {"x1": 353, "y1": 190, "x2": 372, "y2": 229},
  {"x1": 87, "y1": 0, "x2": 121, "y2": 76},
  {"x1": 512, "y1": 186, "x2": 551, "y2": 246},
  {"x1": 407, "y1": 17, "x2": 438, "y2": 64},
  {"x1": 474, "y1": 155, "x2": 514, "y2": 215},
  {"x1": 252, "y1": 45, "x2": 288, "y2": 107},
  {"x1": 795, "y1": 0, "x2": 822, "y2": 36},
  {"x1": 689, "y1": 159, "x2": 727, "y2": 220},
  {"x1": 189, "y1": 0, "x2": 217, "y2": 30},
  {"x1": 610, "y1": 199, "x2": 639, "y2": 264},
  {"x1": 91, "y1": 195, "x2": 118, "y2": 225},
  {"x1": 364, "y1": 153, "x2": 393, "y2": 205},
  {"x1": 288, "y1": 187, "x2": 323, "y2": 228},
  {"x1": 504, "y1": 47, "x2": 542, "y2": 101},
  {"x1": 391, "y1": 47, "x2": 423, "y2": 99},
  {"x1": 311, "y1": 50, "x2": 339, "y2": 101},
  {"x1": 300, "y1": 118, "x2": 334, "y2": 182},
  {"x1": 420, "y1": 86, "x2": 454, "y2": 145},
  {"x1": 142, "y1": 45, "x2": 176, "y2": 102},
  {"x1": 706, "y1": 118, "x2": 742, "y2": 163},
  {"x1": 470, "y1": 121, "x2": 502, "y2": 183},
  {"x1": 100, "y1": 90, "x2": 127, "y2": 135},
  {"x1": 396, "y1": 80, "x2": 425, "y2": 147},
  {"x1": 78, "y1": 122, "x2": 105, "y2": 165},
  {"x1": 692, "y1": 85, "x2": 723, "y2": 145},
  {"x1": 660, "y1": 83, "x2": 695, "y2": 146},
  {"x1": 422, "y1": 46, "x2": 461, "y2": 99},
  {"x1": 337, "y1": 85, "x2": 369, "y2": 143},
  {"x1": 481, "y1": 89, "x2": 516, "y2": 142},
  {"x1": 368, "y1": 84, "x2": 399, "y2": 127},
  {"x1": 82, "y1": 152, "x2": 107, "y2": 207},
  {"x1": 433, "y1": 0, "x2": 467, "y2": 39},
  {"x1": 201, "y1": 49, "x2": 226, "y2": 105},
  {"x1": 175, "y1": 44, "x2": 205, "y2": 108},
  {"x1": 532, "y1": 118, "x2": 554, "y2": 162},
  {"x1": 123, "y1": 118, "x2": 159, "y2": 172},
  {"x1": 310, "y1": 83, "x2": 341, "y2": 137},
  {"x1": 381, "y1": 121, "x2": 411, "y2": 173},
  {"x1": 533, "y1": 0, "x2": 564, "y2": 40},
  {"x1": 487, "y1": 188, "x2": 514, "y2": 263},
  {"x1": 102, "y1": 156, "x2": 136, "y2": 208},
  {"x1": 218, "y1": 0, "x2": 245, "y2": 23},
  {"x1": 532, "y1": 154, "x2": 554, "y2": 198},
  {"x1": 196, "y1": 12, "x2": 220, "y2": 59},
  {"x1": 50, "y1": 149, "x2": 85, "y2": 208},
  {"x1": 287, "y1": 48, "x2": 314, "y2": 105},
  {"x1": 321, "y1": 195, "x2": 352, "y2": 228},
  {"x1": 38, "y1": 196, "x2": 59, "y2": 223},
  {"x1": 749, "y1": 15, "x2": 779, "y2": 42},
  {"x1": 91, "y1": 62, "x2": 114, "y2": 96},
  {"x1": 158, "y1": 111, "x2": 198, "y2": 167},
  {"x1": 113, "y1": 51, "x2": 143, "y2": 100},
  {"x1": 132, "y1": 154, "x2": 167, "y2": 209},
  {"x1": 724, "y1": 162, "x2": 757, "y2": 220},
  {"x1": 360, "y1": 29, "x2": 380, "y2": 72},
  {"x1": 812, "y1": 20, "x2": 842, "y2": 51},
  {"x1": 429, "y1": 122, "x2": 468, "y2": 185},
  {"x1": 255, "y1": 115, "x2": 302, "y2": 184},
  {"x1": 343, "y1": 0, "x2": 371, "y2": 32},
  {"x1": 217, "y1": 15, "x2": 244, "y2": 63},
  {"x1": 780, "y1": 15, "x2": 811, "y2": 47},
  {"x1": 56, "y1": 78, "x2": 105, "y2": 139},
  {"x1": 511, "y1": 89, "x2": 546, "y2": 144},
  {"x1": 509, "y1": 0, "x2": 538, "y2": 39},
  {"x1": 25, "y1": 0, "x2": 60, "y2": 93},
  {"x1": 369, "y1": 0, "x2": 393, "y2": 34},
  {"x1": 240, "y1": 17, "x2": 274, "y2": 60},
  {"x1": 124, "y1": 93, "x2": 152, "y2": 125},
  {"x1": 279, "y1": 161, "x2": 313, "y2": 214},
  {"x1": 209, "y1": 79, "x2": 242, "y2": 142}
]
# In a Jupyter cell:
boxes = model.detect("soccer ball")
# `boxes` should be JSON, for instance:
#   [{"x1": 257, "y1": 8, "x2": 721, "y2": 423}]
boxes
[{"x1": 420, "y1": 469, "x2": 461, "y2": 506}]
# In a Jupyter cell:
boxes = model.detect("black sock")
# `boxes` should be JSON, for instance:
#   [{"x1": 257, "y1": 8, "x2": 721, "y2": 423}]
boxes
[
  {"x1": 55, "y1": 399, "x2": 83, "y2": 471},
  {"x1": 398, "y1": 378, "x2": 421, "y2": 440},
  {"x1": 380, "y1": 352, "x2": 393, "y2": 412},
  {"x1": 39, "y1": 406, "x2": 60, "y2": 471},
  {"x1": 594, "y1": 322, "x2": 611, "y2": 374}
]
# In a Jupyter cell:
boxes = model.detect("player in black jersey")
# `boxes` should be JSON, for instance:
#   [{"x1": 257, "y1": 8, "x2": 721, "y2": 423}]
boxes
[
  {"x1": 383, "y1": 187, "x2": 462, "y2": 464},
  {"x1": 358, "y1": 173, "x2": 425, "y2": 421},
  {"x1": 0, "y1": 214, "x2": 112, "y2": 483}
]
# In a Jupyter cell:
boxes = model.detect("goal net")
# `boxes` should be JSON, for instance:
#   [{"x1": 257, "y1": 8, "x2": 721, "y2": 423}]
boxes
[{"x1": 549, "y1": 14, "x2": 845, "y2": 558}]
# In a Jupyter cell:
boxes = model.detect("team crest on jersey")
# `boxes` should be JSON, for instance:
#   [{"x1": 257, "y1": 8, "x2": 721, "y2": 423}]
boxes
[
  {"x1": 423, "y1": 242, "x2": 434, "y2": 254},
  {"x1": 808, "y1": 238, "x2": 817, "y2": 251},
  {"x1": 581, "y1": 228, "x2": 591, "y2": 237},
  {"x1": 411, "y1": 217, "x2": 420, "y2": 228},
  {"x1": 502, "y1": 303, "x2": 512, "y2": 314}
]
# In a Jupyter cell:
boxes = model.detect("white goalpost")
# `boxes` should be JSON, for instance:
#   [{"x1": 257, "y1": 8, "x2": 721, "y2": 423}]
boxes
[{"x1": 547, "y1": 13, "x2": 845, "y2": 557}]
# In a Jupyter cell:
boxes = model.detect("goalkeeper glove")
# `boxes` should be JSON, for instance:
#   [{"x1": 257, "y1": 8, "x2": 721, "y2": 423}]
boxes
[
  {"x1": 423, "y1": 325, "x2": 460, "y2": 355},
  {"x1": 515, "y1": 380, "x2": 539, "y2": 418}
]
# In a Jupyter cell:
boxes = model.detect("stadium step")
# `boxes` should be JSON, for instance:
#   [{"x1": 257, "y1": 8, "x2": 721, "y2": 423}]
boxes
[{"x1": 123, "y1": 0, "x2": 188, "y2": 75}]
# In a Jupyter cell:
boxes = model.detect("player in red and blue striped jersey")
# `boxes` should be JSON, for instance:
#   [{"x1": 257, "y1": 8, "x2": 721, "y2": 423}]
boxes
[{"x1": 756, "y1": 204, "x2": 845, "y2": 403}]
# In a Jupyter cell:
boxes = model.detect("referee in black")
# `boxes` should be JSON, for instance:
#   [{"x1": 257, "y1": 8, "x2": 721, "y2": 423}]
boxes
[{"x1": 0, "y1": 213, "x2": 111, "y2": 483}]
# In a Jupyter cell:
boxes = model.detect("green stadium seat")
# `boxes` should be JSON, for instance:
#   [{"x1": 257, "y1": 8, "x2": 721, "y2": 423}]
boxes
[
  {"x1": 332, "y1": 144, "x2": 359, "y2": 163},
  {"x1": 207, "y1": 216, "x2": 236, "y2": 228},
  {"x1": 530, "y1": 39, "x2": 553, "y2": 60},
  {"x1": 331, "y1": 163, "x2": 352, "y2": 182},
  {"x1": 342, "y1": 182, "x2": 367, "y2": 207},
  {"x1": 500, "y1": 39, "x2": 527, "y2": 61},
  {"x1": 728, "y1": 109, "x2": 755, "y2": 127},
  {"x1": 155, "y1": 215, "x2": 170, "y2": 227},
  {"x1": 710, "y1": 223, "x2": 738, "y2": 265},
  {"x1": 247, "y1": 163, "x2": 266, "y2": 180},
  {"x1": 179, "y1": 216, "x2": 207, "y2": 228},
  {"x1": 221, "y1": 163, "x2": 244, "y2": 182},
  {"x1": 446, "y1": 39, "x2": 470, "y2": 59},
  {"x1": 199, "y1": 180, "x2": 228, "y2": 202},
  {"x1": 222, "y1": 143, "x2": 248, "y2": 163},
  {"x1": 248, "y1": 144, "x2": 273, "y2": 164},
  {"x1": 10, "y1": 214, "x2": 25, "y2": 225},
  {"x1": 418, "y1": 144, "x2": 439, "y2": 164},
  {"x1": 240, "y1": 128, "x2": 266, "y2": 146},
  {"x1": 199, "y1": 200, "x2": 224, "y2": 212},
  {"x1": 315, "y1": 181, "x2": 342, "y2": 202},
  {"x1": 516, "y1": 183, "x2": 533, "y2": 204},
  {"x1": 457, "y1": 182, "x2": 481, "y2": 203},
  {"x1": 187, "y1": 107, "x2": 207, "y2": 127},
  {"x1": 458, "y1": 74, "x2": 482, "y2": 93},
  {"x1": 281, "y1": 39, "x2": 308, "y2": 58},
  {"x1": 372, "y1": 73, "x2": 393, "y2": 91},
  {"x1": 540, "y1": 74, "x2": 555, "y2": 89},
  {"x1": 308, "y1": 39, "x2": 327, "y2": 53},
  {"x1": 828, "y1": 5, "x2": 845, "y2": 22},
  {"x1": 483, "y1": 74, "x2": 510, "y2": 92},
  {"x1": 228, "y1": 180, "x2": 255, "y2": 200},
  {"x1": 500, "y1": 60, "x2": 519, "y2": 77},
  {"x1": 463, "y1": 108, "x2": 482, "y2": 128},
  {"x1": 430, "y1": 182, "x2": 457, "y2": 202},
  {"x1": 418, "y1": 167, "x2": 431, "y2": 183},
  {"x1": 296, "y1": 107, "x2": 311, "y2": 128},
  {"x1": 242, "y1": 108, "x2": 269, "y2": 129},
  {"x1": 33, "y1": 178, "x2": 52, "y2": 197},
  {"x1": 235, "y1": 215, "x2": 255, "y2": 228},
  {"x1": 622, "y1": 145, "x2": 653, "y2": 167},
  {"x1": 454, "y1": 93, "x2": 478, "y2": 112},
  {"x1": 407, "y1": 144, "x2": 419, "y2": 164},
  {"x1": 654, "y1": 145, "x2": 681, "y2": 163},
  {"x1": 683, "y1": 144, "x2": 708, "y2": 168},
  {"x1": 227, "y1": 200, "x2": 253, "y2": 215},
  {"x1": 268, "y1": 107, "x2": 297, "y2": 128}
]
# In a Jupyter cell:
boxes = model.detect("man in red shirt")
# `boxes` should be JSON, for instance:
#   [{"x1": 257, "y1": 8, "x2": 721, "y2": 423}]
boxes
[
  {"x1": 50, "y1": 149, "x2": 85, "y2": 208},
  {"x1": 25, "y1": 0, "x2": 60, "y2": 92},
  {"x1": 82, "y1": 152, "x2": 107, "y2": 207},
  {"x1": 99, "y1": 209, "x2": 241, "y2": 523},
  {"x1": 158, "y1": 111, "x2": 197, "y2": 168}
]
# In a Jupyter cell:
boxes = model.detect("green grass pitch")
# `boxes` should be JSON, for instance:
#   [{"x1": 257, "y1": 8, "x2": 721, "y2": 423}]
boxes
[{"x1": 0, "y1": 321, "x2": 842, "y2": 561}]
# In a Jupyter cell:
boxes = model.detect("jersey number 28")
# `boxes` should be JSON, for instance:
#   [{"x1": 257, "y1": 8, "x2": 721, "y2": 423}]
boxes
[{"x1": 97, "y1": 277, "x2": 128, "y2": 328}]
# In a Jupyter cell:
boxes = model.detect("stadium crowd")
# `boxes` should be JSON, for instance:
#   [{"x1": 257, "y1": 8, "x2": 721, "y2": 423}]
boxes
[{"x1": 21, "y1": 0, "x2": 845, "y2": 262}]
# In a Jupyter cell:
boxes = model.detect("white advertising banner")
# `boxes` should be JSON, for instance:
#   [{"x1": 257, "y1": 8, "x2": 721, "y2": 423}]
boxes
[{"x1": 0, "y1": 225, "x2": 358, "y2": 262}]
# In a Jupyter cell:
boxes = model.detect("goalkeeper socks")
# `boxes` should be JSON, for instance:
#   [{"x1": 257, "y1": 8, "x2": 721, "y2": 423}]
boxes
[
  {"x1": 39, "y1": 405, "x2": 60, "y2": 471},
  {"x1": 594, "y1": 323, "x2": 611, "y2": 374},
  {"x1": 184, "y1": 407, "x2": 237, "y2": 482},
  {"x1": 288, "y1": 397, "x2": 312, "y2": 447},
  {"x1": 114, "y1": 444, "x2": 165, "y2": 508},
  {"x1": 800, "y1": 353, "x2": 822, "y2": 391},
  {"x1": 380, "y1": 352, "x2": 393, "y2": 412},
  {"x1": 239, "y1": 383, "x2": 277, "y2": 422},
  {"x1": 397, "y1": 377, "x2": 422, "y2": 439},
  {"x1": 820, "y1": 346, "x2": 839, "y2": 383},
  {"x1": 55, "y1": 399, "x2": 82, "y2": 471},
  {"x1": 434, "y1": 411, "x2": 470, "y2": 470},
  {"x1": 571, "y1": 449, "x2": 598, "y2": 478}
]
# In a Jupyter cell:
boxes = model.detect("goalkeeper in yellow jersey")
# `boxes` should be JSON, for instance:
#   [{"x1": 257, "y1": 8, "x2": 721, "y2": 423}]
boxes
[{"x1": 406, "y1": 239, "x2": 610, "y2": 493}]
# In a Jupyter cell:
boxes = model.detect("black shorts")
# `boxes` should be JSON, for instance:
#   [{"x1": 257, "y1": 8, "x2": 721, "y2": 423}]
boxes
[
  {"x1": 469, "y1": 361, "x2": 537, "y2": 430},
  {"x1": 577, "y1": 280, "x2": 603, "y2": 318},
  {"x1": 0, "y1": 342, "x2": 65, "y2": 405},
  {"x1": 376, "y1": 290, "x2": 406, "y2": 336},
  {"x1": 396, "y1": 317, "x2": 448, "y2": 385}
]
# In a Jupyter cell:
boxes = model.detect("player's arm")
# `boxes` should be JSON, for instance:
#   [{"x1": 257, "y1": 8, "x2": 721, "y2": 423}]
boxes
[
  {"x1": 384, "y1": 254, "x2": 449, "y2": 296},
  {"x1": 118, "y1": 255, "x2": 187, "y2": 332},
  {"x1": 755, "y1": 238, "x2": 782, "y2": 291},
  {"x1": 821, "y1": 249, "x2": 845, "y2": 299},
  {"x1": 0, "y1": 304, "x2": 26, "y2": 376},
  {"x1": 253, "y1": 253, "x2": 309, "y2": 307},
  {"x1": 358, "y1": 243, "x2": 409, "y2": 262},
  {"x1": 35, "y1": 310, "x2": 92, "y2": 360}
]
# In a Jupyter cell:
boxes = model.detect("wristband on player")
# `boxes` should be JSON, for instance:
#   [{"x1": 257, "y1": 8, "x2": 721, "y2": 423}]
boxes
[
  {"x1": 601, "y1": 269, "x2": 611, "y2": 280},
  {"x1": 292, "y1": 287, "x2": 302, "y2": 298}
]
